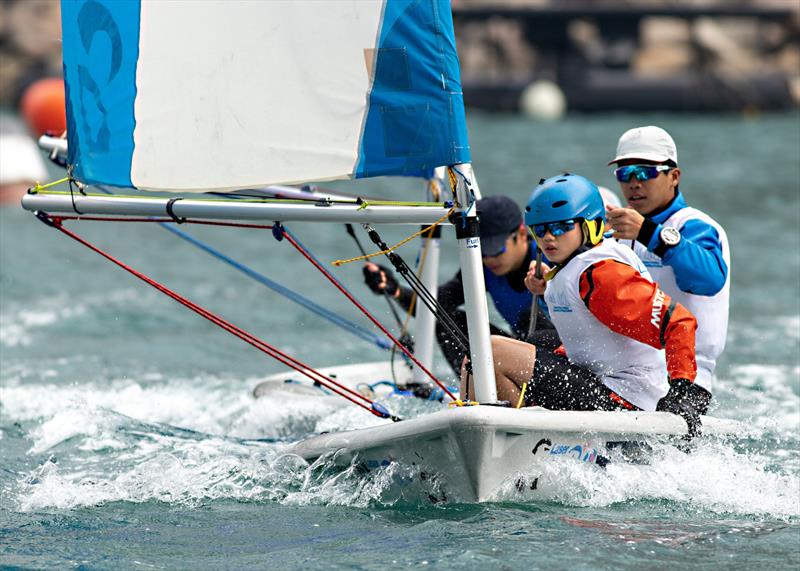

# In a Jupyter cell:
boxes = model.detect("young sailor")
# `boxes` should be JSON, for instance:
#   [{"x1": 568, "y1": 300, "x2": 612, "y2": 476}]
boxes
[
  {"x1": 606, "y1": 126, "x2": 729, "y2": 413},
  {"x1": 364, "y1": 195, "x2": 557, "y2": 373},
  {"x1": 474, "y1": 174, "x2": 706, "y2": 436}
]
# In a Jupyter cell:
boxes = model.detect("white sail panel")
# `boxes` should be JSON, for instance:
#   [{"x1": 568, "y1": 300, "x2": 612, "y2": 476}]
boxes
[{"x1": 132, "y1": 1, "x2": 383, "y2": 191}]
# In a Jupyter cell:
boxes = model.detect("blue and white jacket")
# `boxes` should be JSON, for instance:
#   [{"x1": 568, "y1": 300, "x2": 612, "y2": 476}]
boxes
[{"x1": 623, "y1": 191, "x2": 730, "y2": 392}]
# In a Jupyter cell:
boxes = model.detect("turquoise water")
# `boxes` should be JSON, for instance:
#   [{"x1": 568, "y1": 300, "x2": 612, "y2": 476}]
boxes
[{"x1": 2, "y1": 111, "x2": 799, "y2": 569}]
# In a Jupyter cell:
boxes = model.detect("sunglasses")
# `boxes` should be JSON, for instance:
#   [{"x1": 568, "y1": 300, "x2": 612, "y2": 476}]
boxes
[
  {"x1": 614, "y1": 164, "x2": 672, "y2": 183},
  {"x1": 531, "y1": 219, "x2": 577, "y2": 238}
]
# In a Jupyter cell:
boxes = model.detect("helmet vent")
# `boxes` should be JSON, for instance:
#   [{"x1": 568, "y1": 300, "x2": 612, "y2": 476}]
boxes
[
  {"x1": 556, "y1": 178, "x2": 567, "y2": 183},
  {"x1": 552, "y1": 200, "x2": 568, "y2": 208}
]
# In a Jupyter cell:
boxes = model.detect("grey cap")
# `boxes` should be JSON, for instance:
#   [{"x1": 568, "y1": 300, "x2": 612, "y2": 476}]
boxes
[{"x1": 476, "y1": 195, "x2": 523, "y2": 257}]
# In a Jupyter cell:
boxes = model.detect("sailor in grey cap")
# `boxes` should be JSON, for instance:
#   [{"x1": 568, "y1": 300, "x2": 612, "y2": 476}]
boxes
[
  {"x1": 364, "y1": 195, "x2": 558, "y2": 376},
  {"x1": 606, "y1": 125, "x2": 731, "y2": 428}
]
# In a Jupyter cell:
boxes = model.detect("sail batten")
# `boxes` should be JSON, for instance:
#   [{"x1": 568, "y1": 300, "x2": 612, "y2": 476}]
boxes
[{"x1": 61, "y1": 0, "x2": 470, "y2": 193}]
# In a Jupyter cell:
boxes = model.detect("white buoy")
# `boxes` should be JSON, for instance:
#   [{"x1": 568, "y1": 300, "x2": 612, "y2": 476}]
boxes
[{"x1": 519, "y1": 80, "x2": 567, "y2": 120}]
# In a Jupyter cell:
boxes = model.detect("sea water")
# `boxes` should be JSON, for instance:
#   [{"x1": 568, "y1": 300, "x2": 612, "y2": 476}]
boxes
[{"x1": 2, "y1": 111, "x2": 798, "y2": 569}]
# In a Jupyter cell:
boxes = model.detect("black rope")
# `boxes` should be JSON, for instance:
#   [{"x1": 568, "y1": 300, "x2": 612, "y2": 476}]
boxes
[
  {"x1": 344, "y1": 223, "x2": 404, "y2": 329},
  {"x1": 362, "y1": 224, "x2": 470, "y2": 354},
  {"x1": 166, "y1": 197, "x2": 186, "y2": 224},
  {"x1": 343, "y1": 223, "x2": 412, "y2": 385},
  {"x1": 68, "y1": 176, "x2": 85, "y2": 215}
]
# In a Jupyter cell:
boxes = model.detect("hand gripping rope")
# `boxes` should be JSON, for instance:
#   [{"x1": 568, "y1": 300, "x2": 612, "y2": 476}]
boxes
[
  {"x1": 359, "y1": 223, "x2": 470, "y2": 356},
  {"x1": 35, "y1": 213, "x2": 400, "y2": 421}
]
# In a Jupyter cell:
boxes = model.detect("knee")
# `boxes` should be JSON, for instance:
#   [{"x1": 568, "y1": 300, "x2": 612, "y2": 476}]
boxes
[{"x1": 490, "y1": 335, "x2": 507, "y2": 353}]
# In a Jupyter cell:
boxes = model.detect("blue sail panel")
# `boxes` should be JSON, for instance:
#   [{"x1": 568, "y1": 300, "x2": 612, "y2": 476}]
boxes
[
  {"x1": 61, "y1": 0, "x2": 140, "y2": 187},
  {"x1": 356, "y1": 0, "x2": 470, "y2": 179}
]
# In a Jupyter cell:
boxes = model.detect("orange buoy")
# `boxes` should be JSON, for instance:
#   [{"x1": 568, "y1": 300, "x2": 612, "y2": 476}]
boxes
[{"x1": 20, "y1": 77, "x2": 67, "y2": 137}]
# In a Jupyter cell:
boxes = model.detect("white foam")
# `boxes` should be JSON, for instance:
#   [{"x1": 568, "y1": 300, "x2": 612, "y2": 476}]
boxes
[
  {"x1": 15, "y1": 439, "x2": 284, "y2": 511},
  {"x1": 29, "y1": 408, "x2": 104, "y2": 454},
  {"x1": 494, "y1": 441, "x2": 800, "y2": 520},
  {"x1": 5, "y1": 361, "x2": 798, "y2": 515},
  {"x1": 2, "y1": 375, "x2": 344, "y2": 441},
  {"x1": 721, "y1": 364, "x2": 800, "y2": 433}
]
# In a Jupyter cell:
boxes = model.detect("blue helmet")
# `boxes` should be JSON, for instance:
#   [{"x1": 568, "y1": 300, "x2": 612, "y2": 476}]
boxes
[{"x1": 524, "y1": 174, "x2": 605, "y2": 226}]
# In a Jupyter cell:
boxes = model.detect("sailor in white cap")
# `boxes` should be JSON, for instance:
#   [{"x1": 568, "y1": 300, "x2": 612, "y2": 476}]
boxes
[{"x1": 605, "y1": 125, "x2": 730, "y2": 419}]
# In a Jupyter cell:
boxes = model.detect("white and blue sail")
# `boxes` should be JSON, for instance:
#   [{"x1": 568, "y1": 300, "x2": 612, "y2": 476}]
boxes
[
  {"x1": 38, "y1": 0, "x2": 498, "y2": 402},
  {"x1": 60, "y1": 0, "x2": 470, "y2": 191}
]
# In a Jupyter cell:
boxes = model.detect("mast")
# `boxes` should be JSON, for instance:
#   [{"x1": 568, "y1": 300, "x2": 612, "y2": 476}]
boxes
[
  {"x1": 411, "y1": 171, "x2": 445, "y2": 386},
  {"x1": 451, "y1": 164, "x2": 497, "y2": 402}
]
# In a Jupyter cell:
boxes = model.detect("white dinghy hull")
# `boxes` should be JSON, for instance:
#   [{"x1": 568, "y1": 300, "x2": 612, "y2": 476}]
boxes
[
  {"x1": 252, "y1": 361, "x2": 414, "y2": 400},
  {"x1": 286, "y1": 406, "x2": 742, "y2": 503}
]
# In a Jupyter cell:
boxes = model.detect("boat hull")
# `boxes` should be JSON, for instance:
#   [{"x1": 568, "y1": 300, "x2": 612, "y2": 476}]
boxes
[{"x1": 285, "y1": 406, "x2": 743, "y2": 502}]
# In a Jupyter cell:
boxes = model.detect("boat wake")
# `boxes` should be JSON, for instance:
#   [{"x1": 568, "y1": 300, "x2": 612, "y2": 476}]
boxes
[{"x1": 1, "y1": 369, "x2": 797, "y2": 519}]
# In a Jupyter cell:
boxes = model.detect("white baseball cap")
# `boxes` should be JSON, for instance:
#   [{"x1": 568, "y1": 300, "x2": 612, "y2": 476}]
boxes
[{"x1": 608, "y1": 125, "x2": 678, "y2": 165}]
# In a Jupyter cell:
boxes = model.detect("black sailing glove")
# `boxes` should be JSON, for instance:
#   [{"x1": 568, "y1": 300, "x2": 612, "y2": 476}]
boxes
[
  {"x1": 656, "y1": 378, "x2": 712, "y2": 440},
  {"x1": 362, "y1": 263, "x2": 399, "y2": 297}
]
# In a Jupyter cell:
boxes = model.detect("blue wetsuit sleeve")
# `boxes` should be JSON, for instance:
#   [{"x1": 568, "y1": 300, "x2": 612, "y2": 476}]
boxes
[{"x1": 645, "y1": 218, "x2": 728, "y2": 295}]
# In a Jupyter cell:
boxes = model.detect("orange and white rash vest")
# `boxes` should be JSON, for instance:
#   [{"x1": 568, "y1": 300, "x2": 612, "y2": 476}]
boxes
[{"x1": 544, "y1": 239, "x2": 697, "y2": 410}]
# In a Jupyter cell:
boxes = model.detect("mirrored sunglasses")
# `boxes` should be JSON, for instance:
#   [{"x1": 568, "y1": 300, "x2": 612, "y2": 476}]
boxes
[
  {"x1": 614, "y1": 164, "x2": 672, "y2": 183},
  {"x1": 531, "y1": 219, "x2": 576, "y2": 238}
]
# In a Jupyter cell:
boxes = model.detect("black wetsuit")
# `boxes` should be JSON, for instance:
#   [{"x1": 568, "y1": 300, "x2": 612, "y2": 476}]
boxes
[{"x1": 395, "y1": 241, "x2": 559, "y2": 373}]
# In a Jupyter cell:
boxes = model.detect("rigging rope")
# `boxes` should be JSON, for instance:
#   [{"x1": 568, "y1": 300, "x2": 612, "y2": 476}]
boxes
[
  {"x1": 387, "y1": 223, "x2": 437, "y2": 385},
  {"x1": 362, "y1": 224, "x2": 470, "y2": 354},
  {"x1": 160, "y1": 223, "x2": 392, "y2": 350},
  {"x1": 30, "y1": 177, "x2": 69, "y2": 192},
  {"x1": 331, "y1": 206, "x2": 454, "y2": 267},
  {"x1": 281, "y1": 227, "x2": 456, "y2": 402},
  {"x1": 36, "y1": 214, "x2": 399, "y2": 421},
  {"x1": 344, "y1": 223, "x2": 405, "y2": 331},
  {"x1": 43, "y1": 215, "x2": 391, "y2": 350}
]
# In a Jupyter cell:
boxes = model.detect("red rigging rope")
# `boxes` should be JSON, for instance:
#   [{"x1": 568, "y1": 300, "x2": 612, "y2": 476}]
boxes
[
  {"x1": 46, "y1": 216, "x2": 275, "y2": 230},
  {"x1": 281, "y1": 228, "x2": 456, "y2": 401},
  {"x1": 39, "y1": 215, "x2": 397, "y2": 421}
]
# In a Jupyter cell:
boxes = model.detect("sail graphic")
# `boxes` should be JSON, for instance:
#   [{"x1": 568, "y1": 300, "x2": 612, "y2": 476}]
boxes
[{"x1": 60, "y1": 0, "x2": 470, "y2": 192}]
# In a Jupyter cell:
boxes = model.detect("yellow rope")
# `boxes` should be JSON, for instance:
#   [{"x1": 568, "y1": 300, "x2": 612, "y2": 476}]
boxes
[
  {"x1": 357, "y1": 199, "x2": 445, "y2": 208},
  {"x1": 331, "y1": 206, "x2": 454, "y2": 267},
  {"x1": 448, "y1": 399, "x2": 479, "y2": 407},
  {"x1": 447, "y1": 167, "x2": 458, "y2": 200},
  {"x1": 515, "y1": 382, "x2": 528, "y2": 409},
  {"x1": 30, "y1": 177, "x2": 70, "y2": 192}
]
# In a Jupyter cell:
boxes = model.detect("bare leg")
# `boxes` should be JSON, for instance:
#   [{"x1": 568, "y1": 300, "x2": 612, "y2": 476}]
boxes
[
  {"x1": 460, "y1": 335, "x2": 536, "y2": 404},
  {"x1": 492, "y1": 336, "x2": 536, "y2": 404}
]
